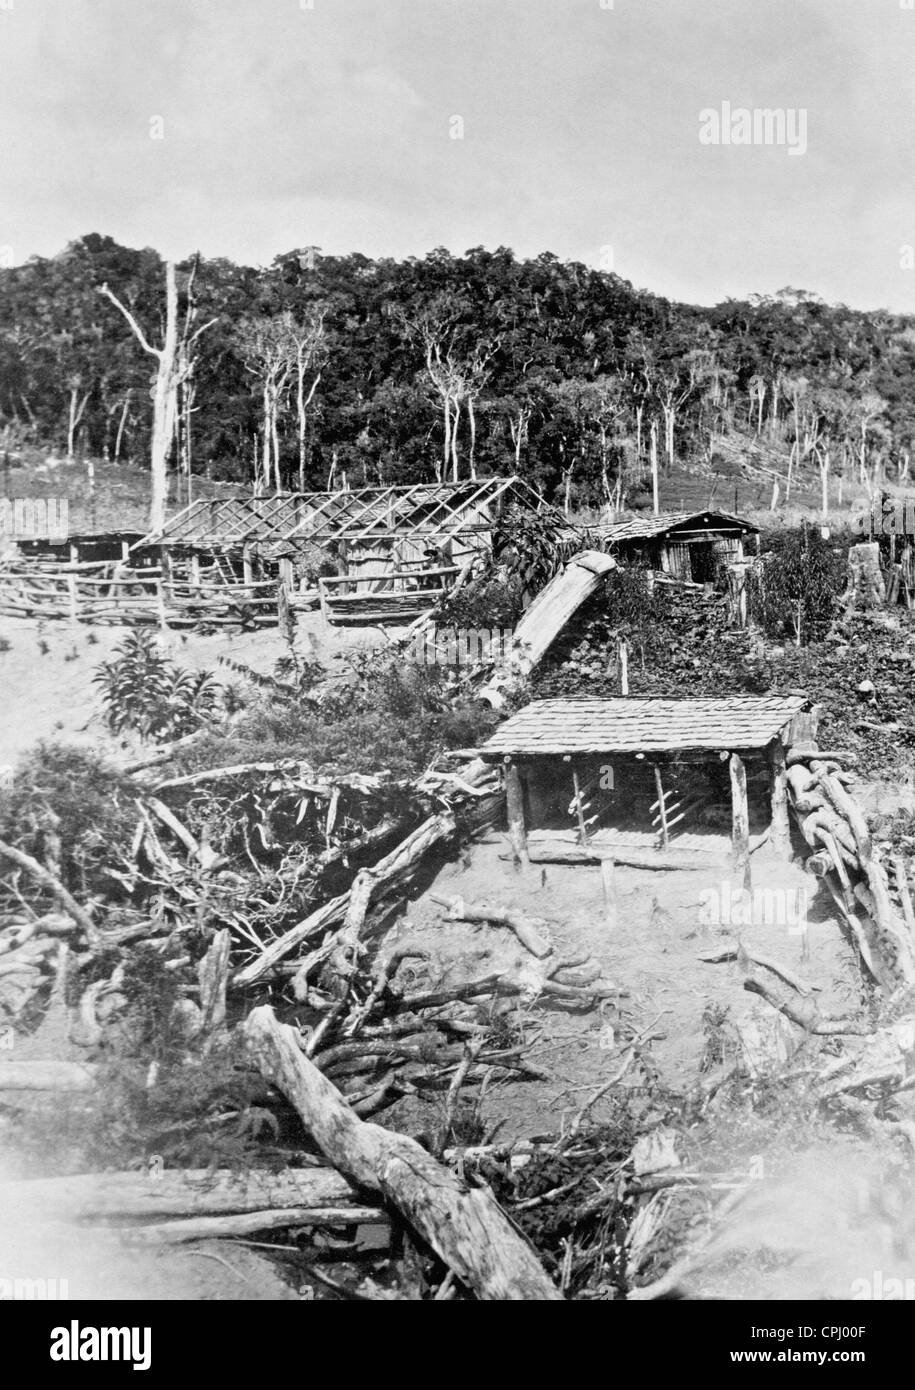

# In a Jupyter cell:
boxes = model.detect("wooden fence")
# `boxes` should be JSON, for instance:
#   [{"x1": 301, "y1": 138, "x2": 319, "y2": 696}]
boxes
[{"x1": 0, "y1": 557, "x2": 284, "y2": 627}]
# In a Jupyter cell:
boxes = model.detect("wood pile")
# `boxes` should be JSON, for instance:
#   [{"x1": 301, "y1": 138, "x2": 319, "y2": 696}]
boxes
[{"x1": 785, "y1": 746, "x2": 915, "y2": 989}]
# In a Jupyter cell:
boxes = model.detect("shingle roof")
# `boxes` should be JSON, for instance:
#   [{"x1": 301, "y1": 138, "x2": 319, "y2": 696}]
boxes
[
  {"x1": 596, "y1": 510, "x2": 757, "y2": 544},
  {"x1": 480, "y1": 695, "x2": 807, "y2": 757}
]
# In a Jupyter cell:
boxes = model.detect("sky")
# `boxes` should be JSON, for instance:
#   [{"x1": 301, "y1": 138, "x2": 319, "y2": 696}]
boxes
[{"x1": 2, "y1": 0, "x2": 915, "y2": 311}]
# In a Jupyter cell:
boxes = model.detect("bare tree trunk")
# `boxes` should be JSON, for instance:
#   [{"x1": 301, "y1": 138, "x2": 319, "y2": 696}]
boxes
[
  {"x1": 114, "y1": 391, "x2": 131, "y2": 464},
  {"x1": 468, "y1": 394, "x2": 477, "y2": 481},
  {"x1": 451, "y1": 395, "x2": 461, "y2": 482},
  {"x1": 99, "y1": 261, "x2": 180, "y2": 534},
  {"x1": 67, "y1": 387, "x2": 90, "y2": 462},
  {"x1": 650, "y1": 420, "x2": 660, "y2": 515}
]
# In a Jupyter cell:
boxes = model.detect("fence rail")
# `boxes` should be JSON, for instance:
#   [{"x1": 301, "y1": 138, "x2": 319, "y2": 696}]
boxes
[{"x1": 0, "y1": 560, "x2": 281, "y2": 627}]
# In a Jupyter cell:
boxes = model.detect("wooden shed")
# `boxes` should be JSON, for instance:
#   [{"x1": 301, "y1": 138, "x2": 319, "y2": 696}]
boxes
[
  {"x1": 134, "y1": 476, "x2": 550, "y2": 624},
  {"x1": 597, "y1": 511, "x2": 758, "y2": 585},
  {"x1": 477, "y1": 694, "x2": 809, "y2": 876}
]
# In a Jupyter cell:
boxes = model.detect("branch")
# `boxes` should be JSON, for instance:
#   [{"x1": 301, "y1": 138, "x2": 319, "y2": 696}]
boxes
[
  {"x1": 98, "y1": 283, "x2": 161, "y2": 360},
  {"x1": 0, "y1": 838, "x2": 99, "y2": 947}
]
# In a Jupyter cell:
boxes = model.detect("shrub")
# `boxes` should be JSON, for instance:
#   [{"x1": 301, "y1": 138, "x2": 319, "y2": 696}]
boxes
[
  {"x1": 0, "y1": 743, "x2": 137, "y2": 900},
  {"x1": 93, "y1": 629, "x2": 222, "y2": 741},
  {"x1": 748, "y1": 527, "x2": 846, "y2": 645}
]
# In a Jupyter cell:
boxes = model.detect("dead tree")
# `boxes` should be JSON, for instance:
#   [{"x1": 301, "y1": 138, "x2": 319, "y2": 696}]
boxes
[{"x1": 99, "y1": 264, "x2": 215, "y2": 533}]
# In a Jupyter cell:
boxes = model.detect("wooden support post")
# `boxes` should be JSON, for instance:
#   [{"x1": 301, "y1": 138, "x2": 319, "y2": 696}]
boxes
[
  {"x1": 570, "y1": 767, "x2": 590, "y2": 847},
  {"x1": 618, "y1": 638, "x2": 629, "y2": 695},
  {"x1": 121, "y1": 540, "x2": 130, "y2": 562},
  {"x1": 66, "y1": 572, "x2": 78, "y2": 623},
  {"x1": 652, "y1": 763, "x2": 669, "y2": 849},
  {"x1": 189, "y1": 553, "x2": 201, "y2": 590},
  {"x1": 729, "y1": 752, "x2": 751, "y2": 891},
  {"x1": 504, "y1": 759, "x2": 529, "y2": 868},
  {"x1": 770, "y1": 739, "x2": 791, "y2": 858},
  {"x1": 242, "y1": 543, "x2": 254, "y2": 586},
  {"x1": 279, "y1": 557, "x2": 294, "y2": 593},
  {"x1": 600, "y1": 856, "x2": 617, "y2": 929}
]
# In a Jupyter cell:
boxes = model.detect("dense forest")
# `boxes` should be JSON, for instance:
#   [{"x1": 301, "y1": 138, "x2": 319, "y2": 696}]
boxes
[{"x1": 3, "y1": 233, "x2": 915, "y2": 511}]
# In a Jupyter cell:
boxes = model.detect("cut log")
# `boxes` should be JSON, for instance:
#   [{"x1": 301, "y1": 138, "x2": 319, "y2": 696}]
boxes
[{"x1": 243, "y1": 1005, "x2": 561, "y2": 1301}]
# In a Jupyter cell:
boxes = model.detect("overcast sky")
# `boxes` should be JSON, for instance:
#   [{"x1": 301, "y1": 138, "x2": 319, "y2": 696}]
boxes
[{"x1": 2, "y1": 0, "x2": 915, "y2": 310}]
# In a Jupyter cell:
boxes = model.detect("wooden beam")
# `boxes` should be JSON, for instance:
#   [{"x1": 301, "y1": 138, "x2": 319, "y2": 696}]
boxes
[
  {"x1": 729, "y1": 752, "x2": 751, "y2": 891},
  {"x1": 769, "y1": 739, "x2": 791, "y2": 858},
  {"x1": 505, "y1": 761, "x2": 529, "y2": 868},
  {"x1": 652, "y1": 764, "x2": 669, "y2": 849}
]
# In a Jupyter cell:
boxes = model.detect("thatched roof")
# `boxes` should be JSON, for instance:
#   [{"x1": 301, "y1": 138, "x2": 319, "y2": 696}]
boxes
[{"x1": 480, "y1": 695, "x2": 806, "y2": 758}]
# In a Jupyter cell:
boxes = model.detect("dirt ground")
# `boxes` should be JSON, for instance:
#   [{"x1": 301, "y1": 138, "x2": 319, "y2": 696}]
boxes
[
  {"x1": 382, "y1": 833, "x2": 859, "y2": 1142},
  {"x1": 0, "y1": 613, "x2": 389, "y2": 768},
  {"x1": 0, "y1": 610, "x2": 880, "y2": 1299}
]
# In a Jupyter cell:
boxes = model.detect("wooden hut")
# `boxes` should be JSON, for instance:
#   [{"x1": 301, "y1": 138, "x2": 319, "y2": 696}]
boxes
[
  {"x1": 134, "y1": 476, "x2": 550, "y2": 625},
  {"x1": 596, "y1": 511, "x2": 758, "y2": 585},
  {"x1": 477, "y1": 694, "x2": 808, "y2": 876}
]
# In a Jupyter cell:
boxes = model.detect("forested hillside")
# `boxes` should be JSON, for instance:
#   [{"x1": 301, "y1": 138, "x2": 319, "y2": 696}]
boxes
[{"x1": 3, "y1": 233, "x2": 915, "y2": 511}]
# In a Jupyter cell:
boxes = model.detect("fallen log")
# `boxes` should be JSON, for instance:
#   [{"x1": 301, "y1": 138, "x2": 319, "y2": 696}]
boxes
[
  {"x1": 0, "y1": 1061, "x2": 98, "y2": 1091},
  {"x1": 428, "y1": 892, "x2": 552, "y2": 959},
  {"x1": 698, "y1": 943, "x2": 818, "y2": 997},
  {"x1": 235, "y1": 812, "x2": 456, "y2": 988},
  {"x1": 243, "y1": 1005, "x2": 562, "y2": 1300},
  {"x1": 0, "y1": 1166, "x2": 374, "y2": 1220},
  {"x1": 527, "y1": 845, "x2": 727, "y2": 871},
  {"x1": 118, "y1": 1206, "x2": 383, "y2": 1244},
  {"x1": 743, "y1": 978, "x2": 871, "y2": 1036}
]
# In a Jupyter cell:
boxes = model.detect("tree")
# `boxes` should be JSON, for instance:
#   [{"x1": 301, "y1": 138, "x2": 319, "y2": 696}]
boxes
[
  {"x1": 237, "y1": 313, "x2": 297, "y2": 494},
  {"x1": 289, "y1": 304, "x2": 330, "y2": 491},
  {"x1": 99, "y1": 263, "x2": 216, "y2": 531}
]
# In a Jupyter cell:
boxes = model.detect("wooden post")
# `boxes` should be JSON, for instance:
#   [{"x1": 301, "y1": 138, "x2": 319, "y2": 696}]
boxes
[
  {"x1": 66, "y1": 572, "x2": 78, "y2": 623},
  {"x1": 504, "y1": 759, "x2": 529, "y2": 868},
  {"x1": 729, "y1": 752, "x2": 751, "y2": 891},
  {"x1": 600, "y1": 856, "x2": 617, "y2": 929},
  {"x1": 189, "y1": 553, "x2": 201, "y2": 590},
  {"x1": 770, "y1": 740, "x2": 791, "y2": 858},
  {"x1": 242, "y1": 543, "x2": 254, "y2": 587},
  {"x1": 570, "y1": 767, "x2": 590, "y2": 847},
  {"x1": 279, "y1": 557, "x2": 294, "y2": 594},
  {"x1": 619, "y1": 638, "x2": 629, "y2": 695},
  {"x1": 121, "y1": 540, "x2": 130, "y2": 562},
  {"x1": 653, "y1": 764, "x2": 669, "y2": 849}
]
